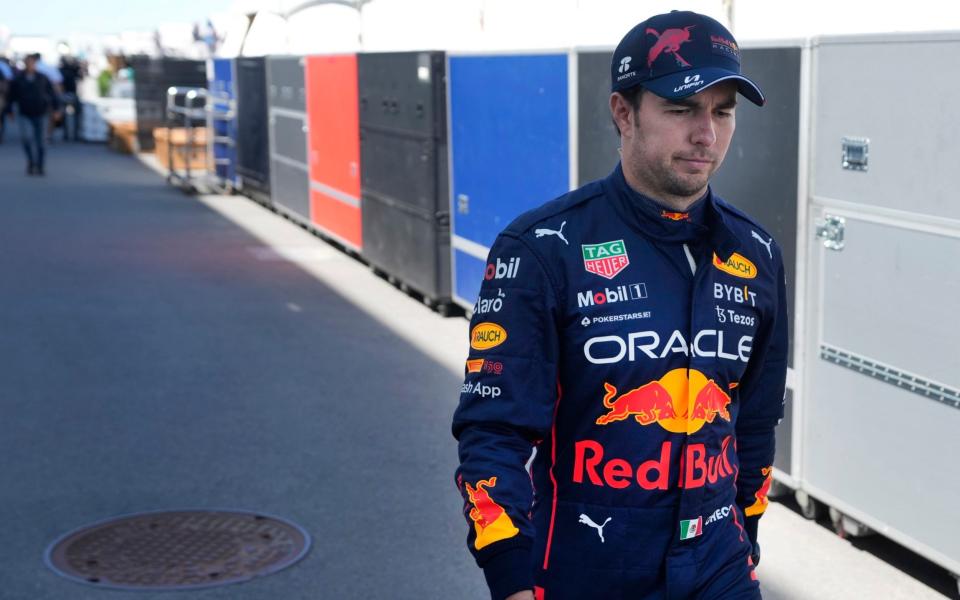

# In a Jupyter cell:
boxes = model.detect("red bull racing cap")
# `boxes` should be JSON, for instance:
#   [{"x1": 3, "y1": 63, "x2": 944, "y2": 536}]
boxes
[{"x1": 611, "y1": 10, "x2": 765, "y2": 106}]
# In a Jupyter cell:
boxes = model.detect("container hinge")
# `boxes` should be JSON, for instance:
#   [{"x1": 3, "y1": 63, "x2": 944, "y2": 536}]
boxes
[{"x1": 816, "y1": 214, "x2": 845, "y2": 251}]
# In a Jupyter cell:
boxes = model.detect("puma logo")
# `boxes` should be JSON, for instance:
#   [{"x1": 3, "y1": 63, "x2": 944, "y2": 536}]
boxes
[
  {"x1": 751, "y1": 230, "x2": 773, "y2": 259},
  {"x1": 535, "y1": 221, "x2": 568, "y2": 245},
  {"x1": 578, "y1": 513, "x2": 612, "y2": 543}
]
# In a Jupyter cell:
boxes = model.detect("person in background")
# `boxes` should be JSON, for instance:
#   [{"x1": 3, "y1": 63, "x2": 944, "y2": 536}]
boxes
[
  {"x1": 58, "y1": 54, "x2": 85, "y2": 141},
  {"x1": 33, "y1": 54, "x2": 64, "y2": 143},
  {"x1": 0, "y1": 57, "x2": 12, "y2": 143},
  {"x1": 7, "y1": 54, "x2": 61, "y2": 175}
]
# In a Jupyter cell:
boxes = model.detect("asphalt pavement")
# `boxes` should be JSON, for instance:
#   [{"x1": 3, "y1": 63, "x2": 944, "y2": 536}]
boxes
[{"x1": 0, "y1": 134, "x2": 956, "y2": 599}]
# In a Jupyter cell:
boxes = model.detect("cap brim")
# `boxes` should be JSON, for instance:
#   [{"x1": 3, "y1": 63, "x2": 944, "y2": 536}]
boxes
[{"x1": 643, "y1": 67, "x2": 765, "y2": 106}]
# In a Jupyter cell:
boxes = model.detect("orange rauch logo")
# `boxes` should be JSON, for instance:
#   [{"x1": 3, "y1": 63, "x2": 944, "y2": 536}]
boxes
[
  {"x1": 745, "y1": 466, "x2": 774, "y2": 517},
  {"x1": 596, "y1": 368, "x2": 731, "y2": 434},
  {"x1": 713, "y1": 253, "x2": 757, "y2": 279},
  {"x1": 471, "y1": 323, "x2": 507, "y2": 351},
  {"x1": 465, "y1": 477, "x2": 519, "y2": 550}
]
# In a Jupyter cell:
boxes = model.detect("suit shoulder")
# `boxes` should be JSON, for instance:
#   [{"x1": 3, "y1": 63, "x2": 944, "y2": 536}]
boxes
[
  {"x1": 713, "y1": 194, "x2": 778, "y2": 245},
  {"x1": 502, "y1": 180, "x2": 606, "y2": 238}
]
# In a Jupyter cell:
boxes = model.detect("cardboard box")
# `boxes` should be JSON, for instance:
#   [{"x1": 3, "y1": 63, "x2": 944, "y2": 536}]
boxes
[
  {"x1": 153, "y1": 127, "x2": 208, "y2": 171},
  {"x1": 107, "y1": 121, "x2": 138, "y2": 154}
]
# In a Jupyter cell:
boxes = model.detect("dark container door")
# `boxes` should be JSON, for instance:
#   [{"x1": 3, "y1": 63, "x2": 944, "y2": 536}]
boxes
[
  {"x1": 577, "y1": 49, "x2": 620, "y2": 186},
  {"x1": 235, "y1": 57, "x2": 271, "y2": 199},
  {"x1": 358, "y1": 51, "x2": 450, "y2": 303},
  {"x1": 132, "y1": 57, "x2": 206, "y2": 151}
]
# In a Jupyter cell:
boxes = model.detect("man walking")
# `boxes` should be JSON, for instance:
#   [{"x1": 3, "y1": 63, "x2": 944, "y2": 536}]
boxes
[
  {"x1": 453, "y1": 10, "x2": 788, "y2": 600},
  {"x1": 7, "y1": 54, "x2": 60, "y2": 175}
]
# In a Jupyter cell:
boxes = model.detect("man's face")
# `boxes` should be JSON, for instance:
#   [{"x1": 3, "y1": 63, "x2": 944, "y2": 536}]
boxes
[{"x1": 615, "y1": 81, "x2": 738, "y2": 206}]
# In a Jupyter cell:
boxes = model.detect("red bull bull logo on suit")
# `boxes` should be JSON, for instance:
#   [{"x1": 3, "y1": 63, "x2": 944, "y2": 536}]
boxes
[
  {"x1": 595, "y1": 368, "x2": 732, "y2": 434},
  {"x1": 465, "y1": 477, "x2": 519, "y2": 550}
]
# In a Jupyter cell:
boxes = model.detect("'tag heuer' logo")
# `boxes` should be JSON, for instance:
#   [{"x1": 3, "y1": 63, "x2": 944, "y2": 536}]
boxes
[
  {"x1": 713, "y1": 252, "x2": 757, "y2": 279},
  {"x1": 465, "y1": 477, "x2": 519, "y2": 550},
  {"x1": 471, "y1": 322, "x2": 507, "y2": 351},
  {"x1": 595, "y1": 368, "x2": 731, "y2": 434},
  {"x1": 582, "y1": 240, "x2": 630, "y2": 280}
]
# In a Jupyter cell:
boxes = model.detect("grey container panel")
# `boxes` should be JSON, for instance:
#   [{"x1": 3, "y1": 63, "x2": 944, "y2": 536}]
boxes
[
  {"x1": 818, "y1": 218, "x2": 960, "y2": 386},
  {"x1": 236, "y1": 57, "x2": 270, "y2": 196},
  {"x1": 773, "y1": 388, "x2": 793, "y2": 474},
  {"x1": 266, "y1": 56, "x2": 306, "y2": 112},
  {"x1": 577, "y1": 50, "x2": 620, "y2": 185},
  {"x1": 270, "y1": 114, "x2": 307, "y2": 165},
  {"x1": 358, "y1": 52, "x2": 445, "y2": 136},
  {"x1": 812, "y1": 38, "x2": 960, "y2": 220},
  {"x1": 362, "y1": 192, "x2": 451, "y2": 301},
  {"x1": 804, "y1": 360, "x2": 960, "y2": 568},
  {"x1": 711, "y1": 46, "x2": 801, "y2": 368},
  {"x1": 360, "y1": 129, "x2": 438, "y2": 214},
  {"x1": 805, "y1": 211, "x2": 960, "y2": 569},
  {"x1": 270, "y1": 160, "x2": 311, "y2": 221}
]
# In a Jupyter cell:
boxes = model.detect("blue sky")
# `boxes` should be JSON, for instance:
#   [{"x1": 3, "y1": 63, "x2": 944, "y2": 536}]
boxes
[{"x1": 2, "y1": 0, "x2": 235, "y2": 37}]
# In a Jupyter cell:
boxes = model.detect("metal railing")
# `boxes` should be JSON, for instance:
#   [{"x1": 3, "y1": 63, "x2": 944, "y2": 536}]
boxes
[{"x1": 163, "y1": 86, "x2": 236, "y2": 193}]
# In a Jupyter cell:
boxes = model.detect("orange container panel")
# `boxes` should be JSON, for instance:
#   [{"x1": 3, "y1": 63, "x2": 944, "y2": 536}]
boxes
[{"x1": 305, "y1": 54, "x2": 362, "y2": 250}]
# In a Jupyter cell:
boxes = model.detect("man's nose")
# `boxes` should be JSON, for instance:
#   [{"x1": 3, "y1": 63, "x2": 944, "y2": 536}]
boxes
[{"x1": 690, "y1": 113, "x2": 717, "y2": 147}]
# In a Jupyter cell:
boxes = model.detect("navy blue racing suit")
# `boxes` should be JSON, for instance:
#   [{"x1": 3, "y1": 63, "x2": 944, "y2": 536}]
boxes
[{"x1": 453, "y1": 164, "x2": 788, "y2": 600}]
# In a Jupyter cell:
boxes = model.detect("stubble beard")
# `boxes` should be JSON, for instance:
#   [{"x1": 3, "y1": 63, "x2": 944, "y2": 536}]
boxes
[{"x1": 629, "y1": 120, "x2": 714, "y2": 204}]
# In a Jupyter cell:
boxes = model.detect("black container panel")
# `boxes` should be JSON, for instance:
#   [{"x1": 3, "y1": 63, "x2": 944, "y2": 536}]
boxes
[
  {"x1": 235, "y1": 57, "x2": 270, "y2": 196},
  {"x1": 710, "y1": 47, "x2": 801, "y2": 367},
  {"x1": 362, "y1": 192, "x2": 450, "y2": 301},
  {"x1": 358, "y1": 52, "x2": 443, "y2": 136},
  {"x1": 577, "y1": 50, "x2": 620, "y2": 185},
  {"x1": 131, "y1": 57, "x2": 206, "y2": 151},
  {"x1": 360, "y1": 130, "x2": 437, "y2": 215},
  {"x1": 267, "y1": 56, "x2": 306, "y2": 112},
  {"x1": 271, "y1": 160, "x2": 311, "y2": 221},
  {"x1": 271, "y1": 114, "x2": 307, "y2": 164},
  {"x1": 358, "y1": 50, "x2": 449, "y2": 300}
]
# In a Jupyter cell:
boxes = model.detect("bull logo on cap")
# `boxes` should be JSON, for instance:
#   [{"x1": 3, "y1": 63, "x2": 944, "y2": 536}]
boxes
[{"x1": 646, "y1": 26, "x2": 695, "y2": 68}]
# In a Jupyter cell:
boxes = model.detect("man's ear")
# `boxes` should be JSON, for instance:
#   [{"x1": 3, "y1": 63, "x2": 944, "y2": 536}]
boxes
[{"x1": 610, "y1": 92, "x2": 633, "y2": 137}]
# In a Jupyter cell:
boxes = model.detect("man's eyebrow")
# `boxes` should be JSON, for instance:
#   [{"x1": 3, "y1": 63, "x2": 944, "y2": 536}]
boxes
[
  {"x1": 662, "y1": 96, "x2": 738, "y2": 109},
  {"x1": 664, "y1": 97, "x2": 699, "y2": 108}
]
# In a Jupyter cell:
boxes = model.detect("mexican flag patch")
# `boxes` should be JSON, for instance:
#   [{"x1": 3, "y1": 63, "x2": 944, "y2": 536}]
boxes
[
  {"x1": 679, "y1": 517, "x2": 703, "y2": 540},
  {"x1": 581, "y1": 240, "x2": 630, "y2": 279}
]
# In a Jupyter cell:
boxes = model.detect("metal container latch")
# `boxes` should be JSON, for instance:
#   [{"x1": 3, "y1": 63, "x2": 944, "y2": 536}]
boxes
[
  {"x1": 816, "y1": 214, "x2": 845, "y2": 251},
  {"x1": 841, "y1": 137, "x2": 869, "y2": 171}
]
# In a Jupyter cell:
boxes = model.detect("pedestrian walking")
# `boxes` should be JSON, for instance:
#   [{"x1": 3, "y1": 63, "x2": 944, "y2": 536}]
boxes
[
  {"x1": 0, "y1": 57, "x2": 12, "y2": 144},
  {"x1": 453, "y1": 10, "x2": 788, "y2": 600},
  {"x1": 7, "y1": 54, "x2": 61, "y2": 175}
]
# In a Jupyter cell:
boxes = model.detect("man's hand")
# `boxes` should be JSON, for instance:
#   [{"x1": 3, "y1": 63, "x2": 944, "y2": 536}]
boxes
[{"x1": 506, "y1": 591, "x2": 535, "y2": 600}]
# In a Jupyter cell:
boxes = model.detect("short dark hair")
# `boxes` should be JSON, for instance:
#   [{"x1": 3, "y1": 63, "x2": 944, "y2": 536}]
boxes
[{"x1": 613, "y1": 85, "x2": 645, "y2": 138}]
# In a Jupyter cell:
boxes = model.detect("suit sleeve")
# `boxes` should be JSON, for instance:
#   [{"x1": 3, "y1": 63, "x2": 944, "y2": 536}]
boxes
[
  {"x1": 734, "y1": 248, "x2": 788, "y2": 555},
  {"x1": 452, "y1": 233, "x2": 560, "y2": 600}
]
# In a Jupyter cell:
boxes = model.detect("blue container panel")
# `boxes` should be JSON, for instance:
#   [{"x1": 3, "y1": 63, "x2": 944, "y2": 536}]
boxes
[
  {"x1": 449, "y1": 53, "x2": 569, "y2": 306},
  {"x1": 210, "y1": 58, "x2": 237, "y2": 184}
]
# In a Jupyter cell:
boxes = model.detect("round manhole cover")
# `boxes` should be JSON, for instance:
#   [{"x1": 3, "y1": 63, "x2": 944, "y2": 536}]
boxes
[{"x1": 44, "y1": 509, "x2": 311, "y2": 590}]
